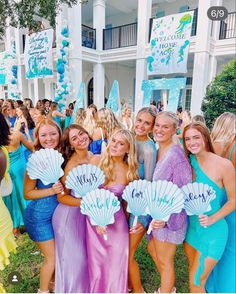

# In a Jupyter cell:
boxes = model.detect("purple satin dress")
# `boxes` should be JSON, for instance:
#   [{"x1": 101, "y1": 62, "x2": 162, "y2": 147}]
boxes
[
  {"x1": 52, "y1": 191, "x2": 89, "y2": 293},
  {"x1": 152, "y1": 145, "x2": 192, "y2": 244},
  {"x1": 86, "y1": 184, "x2": 129, "y2": 293}
]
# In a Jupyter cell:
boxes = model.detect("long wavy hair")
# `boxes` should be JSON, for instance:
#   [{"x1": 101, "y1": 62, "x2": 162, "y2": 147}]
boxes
[
  {"x1": 97, "y1": 108, "x2": 123, "y2": 139},
  {"x1": 34, "y1": 119, "x2": 61, "y2": 151},
  {"x1": 74, "y1": 108, "x2": 85, "y2": 126},
  {"x1": 99, "y1": 129, "x2": 139, "y2": 182},
  {"x1": 59, "y1": 124, "x2": 91, "y2": 167},
  {"x1": 211, "y1": 112, "x2": 236, "y2": 148},
  {"x1": 17, "y1": 105, "x2": 35, "y2": 129},
  {"x1": 183, "y1": 122, "x2": 215, "y2": 158},
  {"x1": 83, "y1": 108, "x2": 96, "y2": 137},
  {"x1": 0, "y1": 113, "x2": 10, "y2": 146}
]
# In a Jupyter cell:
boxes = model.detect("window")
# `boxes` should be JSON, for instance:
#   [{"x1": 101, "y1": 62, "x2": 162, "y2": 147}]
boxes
[{"x1": 185, "y1": 89, "x2": 192, "y2": 110}]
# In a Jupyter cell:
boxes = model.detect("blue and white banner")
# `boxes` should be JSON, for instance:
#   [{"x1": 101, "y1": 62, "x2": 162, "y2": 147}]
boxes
[
  {"x1": 24, "y1": 29, "x2": 54, "y2": 79},
  {"x1": 147, "y1": 11, "x2": 194, "y2": 75}
]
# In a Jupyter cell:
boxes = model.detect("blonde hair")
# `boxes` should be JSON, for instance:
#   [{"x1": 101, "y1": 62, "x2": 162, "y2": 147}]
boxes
[
  {"x1": 97, "y1": 108, "x2": 123, "y2": 139},
  {"x1": 83, "y1": 108, "x2": 96, "y2": 137},
  {"x1": 121, "y1": 106, "x2": 131, "y2": 118},
  {"x1": 74, "y1": 108, "x2": 85, "y2": 126},
  {"x1": 157, "y1": 111, "x2": 179, "y2": 128},
  {"x1": 211, "y1": 112, "x2": 236, "y2": 147},
  {"x1": 99, "y1": 129, "x2": 139, "y2": 182}
]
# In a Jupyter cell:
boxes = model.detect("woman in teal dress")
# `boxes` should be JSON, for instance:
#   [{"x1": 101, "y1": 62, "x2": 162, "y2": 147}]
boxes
[
  {"x1": 182, "y1": 122, "x2": 235, "y2": 293},
  {"x1": 206, "y1": 112, "x2": 236, "y2": 292},
  {"x1": 3, "y1": 119, "x2": 34, "y2": 237},
  {"x1": 49, "y1": 102, "x2": 65, "y2": 129}
]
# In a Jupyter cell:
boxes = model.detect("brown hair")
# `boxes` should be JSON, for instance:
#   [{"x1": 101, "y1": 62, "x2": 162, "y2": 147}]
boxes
[
  {"x1": 34, "y1": 119, "x2": 61, "y2": 151},
  {"x1": 183, "y1": 122, "x2": 215, "y2": 157},
  {"x1": 59, "y1": 124, "x2": 91, "y2": 166}
]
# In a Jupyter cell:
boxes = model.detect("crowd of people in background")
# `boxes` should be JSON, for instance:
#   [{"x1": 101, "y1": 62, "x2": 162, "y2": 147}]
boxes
[{"x1": 0, "y1": 96, "x2": 235, "y2": 293}]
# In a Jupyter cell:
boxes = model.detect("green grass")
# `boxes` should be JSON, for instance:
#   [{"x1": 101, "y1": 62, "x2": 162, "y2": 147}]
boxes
[{"x1": 0, "y1": 233, "x2": 189, "y2": 293}]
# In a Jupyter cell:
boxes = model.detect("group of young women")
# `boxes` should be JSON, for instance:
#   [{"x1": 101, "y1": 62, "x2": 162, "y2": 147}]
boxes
[{"x1": 0, "y1": 100, "x2": 235, "y2": 293}]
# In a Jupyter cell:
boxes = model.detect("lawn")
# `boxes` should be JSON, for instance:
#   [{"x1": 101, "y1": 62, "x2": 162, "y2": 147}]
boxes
[{"x1": 0, "y1": 233, "x2": 189, "y2": 293}]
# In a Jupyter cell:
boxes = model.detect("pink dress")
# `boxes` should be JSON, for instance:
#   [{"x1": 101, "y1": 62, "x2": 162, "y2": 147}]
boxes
[{"x1": 86, "y1": 184, "x2": 128, "y2": 293}]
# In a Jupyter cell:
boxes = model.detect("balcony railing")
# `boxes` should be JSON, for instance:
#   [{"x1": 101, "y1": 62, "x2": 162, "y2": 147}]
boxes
[
  {"x1": 219, "y1": 12, "x2": 236, "y2": 39},
  {"x1": 103, "y1": 22, "x2": 137, "y2": 50},
  {"x1": 82, "y1": 24, "x2": 96, "y2": 49},
  {"x1": 149, "y1": 8, "x2": 198, "y2": 41}
]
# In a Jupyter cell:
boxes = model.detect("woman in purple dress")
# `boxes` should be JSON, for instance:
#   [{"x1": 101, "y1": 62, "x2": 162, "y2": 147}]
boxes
[
  {"x1": 52, "y1": 124, "x2": 96, "y2": 293},
  {"x1": 86, "y1": 129, "x2": 139, "y2": 293},
  {"x1": 148, "y1": 111, "x2": 192, "y2": 293}
]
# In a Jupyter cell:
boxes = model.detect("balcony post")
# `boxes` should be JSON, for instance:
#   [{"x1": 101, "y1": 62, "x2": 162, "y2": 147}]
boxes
[
  {"x1": 93, "y1": 0, "x2": 106, "y2": 51},
  {"x1": 134, "y1": 0, "x2": 152, "y2": 113},
  {"x1": 190, "y1": 0, "x2": 212, "y2": 115},
  {"x1": 68, "y1": 3, "x2": 82, "y2": 104}
]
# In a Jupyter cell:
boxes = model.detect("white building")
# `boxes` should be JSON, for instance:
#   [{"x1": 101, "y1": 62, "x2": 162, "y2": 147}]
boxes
[{"x1": 0, "y1": 0, "x2": 235, "y2": 115}]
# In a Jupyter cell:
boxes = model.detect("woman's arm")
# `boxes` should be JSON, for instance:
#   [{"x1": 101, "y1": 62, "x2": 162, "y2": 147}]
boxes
[
  {"x1": 200, "y1": 159, "x2": 236, "y2": 227},
  {"x1": 24, "y1": 172, "x2": 63, "y2": 200},
  {"x1": 53, "y1": 110, "x2": 65, "y2": 118},
  {"x1": 19, "y1": 132, "x2": 34, "y2": 151}
]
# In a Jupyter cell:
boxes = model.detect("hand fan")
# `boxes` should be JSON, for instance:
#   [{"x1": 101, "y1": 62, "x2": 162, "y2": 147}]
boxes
[
  {"x1": 81, "y1": 188, "x2": 120, "y2": 240},
  {"x1": 26, "y1": 148, "x2": 64, "y2": 185},
  {"x1": 122, "y1": 179, "x2": 150, "y2": 227},
  {"x1": 144, "y1": 180, "x2": 184, "y2": 234},
  {"x1": 65, "y1": 164, "x2": 105, "y2": 198},
  {"x1": 181, "y1": 182, "x2": 216, "y2": 215}
]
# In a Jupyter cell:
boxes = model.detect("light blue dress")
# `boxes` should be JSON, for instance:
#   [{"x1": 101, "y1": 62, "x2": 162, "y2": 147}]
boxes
[
  {"x1": 24, "y1": 180, "x2": 58, "y2": 242},
  {"x1": 185, "y1": 155, "x2": 228, "y2": 287},
  {"x1": 206, "y1": 145, "x2": 236, "y2": 293},
  {"x1": 3, "y1": 147, "x2": 28, "y2": 228},
  {"x1": 129, "y1": 139, "x2": 157, "y2": 228}
]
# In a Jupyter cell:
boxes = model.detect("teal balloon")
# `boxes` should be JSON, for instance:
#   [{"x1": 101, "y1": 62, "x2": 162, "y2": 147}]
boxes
[{"x1": 62, "y1": 40, "x2": 69, "y2": 47}]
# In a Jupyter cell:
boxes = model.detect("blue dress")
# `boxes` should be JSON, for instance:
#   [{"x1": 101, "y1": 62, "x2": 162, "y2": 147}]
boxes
[
  {"x1": 89, "y1": 138, "x2": 107, "y2": 155},
  {"x1": 7, "y1": 116, "x2": 16, "y2": 128},
  {"x1": 129, "y1": 139, "x2": 157, "y2": 228},
  {"x1": 21, "y1": 128, "x2": 34, "y2": 162},
  {"x1": 185, "y1": 155, "x2": 228, "y2": 286},
  {"x1": 3, "y1": 147, "x2": 28, "y2": 228},
  {"x1": 206, "y1": 146, "x2": 236, "y2": 293},
  {"x1": 24, "y1": 180, "x2": 58, "y2": 242},
  {"x1": 53, "y1": 116, "x2": 61, "y2": 128}
]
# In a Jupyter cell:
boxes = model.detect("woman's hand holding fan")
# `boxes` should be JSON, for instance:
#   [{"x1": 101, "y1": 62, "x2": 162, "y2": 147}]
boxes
[
  {"x1": 65, "y1": 164, "x2": 105, "y2": 198},
  {"x1": 122, "y1": 179, "x2": 150, "y2": 227},
  {"x1": 26, "y1": 148, "x2": 65, "y2": 194},
  {"x1": 181, "y1": 182, "x2": 216, "y2": 227},
  {"x1": 144, "y1": 180, "x2": 185, "y2": 234},
  {"x1": 81, "y1": 188, "x2": 120, "y2": 240}
]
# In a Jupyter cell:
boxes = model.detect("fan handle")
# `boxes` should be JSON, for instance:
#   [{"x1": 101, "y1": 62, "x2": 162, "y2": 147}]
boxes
[
  {"x1": 147, "y1": 219, "x2": 154, "y2": 235},
  {"x1": 103, "y1": 233, "x2": 108, "y2": 241},
  {"x1": 133, "y1": 216, "x2": 138, "y2": 227}
]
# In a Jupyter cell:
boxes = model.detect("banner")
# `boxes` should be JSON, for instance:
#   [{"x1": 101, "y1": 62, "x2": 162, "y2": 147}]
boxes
[
  {"x1": 147, "y1": 11, "x2": 194, "y2": 75},
  {"x1": 142, "y1": 78, "x2": 186, "y2": 113},
  {"x1": 24, "y1": 29, "x2": 54, "y2": 79},
  {"x1": 0, "y1": 51, "x2": 7, "y2": 85}
]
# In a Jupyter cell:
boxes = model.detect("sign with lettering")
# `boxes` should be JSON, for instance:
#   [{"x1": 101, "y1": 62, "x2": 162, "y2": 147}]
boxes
[
  {"x1": 147, "y1": 11, "x2": 194, "y2": 75},
  {"x1": 65, "y1": 164, "x2": 105, "y2": 198},
  {"x1": 24, "y1": 29, "x2": 54, "y2": 79},
  {"x1": 181, "y1": 182, "x2": 216, "y2": 215},
  {"x1": 81, "y1": 189, "x2": 120, "y2": 228}
]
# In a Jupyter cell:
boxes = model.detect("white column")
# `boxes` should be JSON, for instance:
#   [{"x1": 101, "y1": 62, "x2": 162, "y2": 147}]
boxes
[
  {"x1": 211, "y1": 0, "x2": 223, "y2": 40},
  {"x1": 15, "y1": 27, "x2": 29, "y2": 99},
  {"x1": 34, "y1": 79, "x2": 40, "y2": 103},
  {"x1": 93, "y1": 63, "x2": 105, "y2": 109},
  {"x1": 134, "y1": 0, "x2": 152, "y2": 113},
  {"x1": 93, "y1": 0, "x2": 106, "y2": 51},
  {"x1": 68, "y1": 4, "x2": 82, "y2": 103},
  {"x1": 190, "y1": 0, "x2": 212, "y2": 116},
  {"x1": 208, "y1": 55, "x2": 218, "y2": 84},
  {"x1": 93, "y1": 0, "x2": 106, "y2": 108}
]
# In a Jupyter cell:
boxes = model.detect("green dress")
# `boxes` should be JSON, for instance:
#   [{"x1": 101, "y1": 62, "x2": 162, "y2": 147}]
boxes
[
  {"x1": 3, "y1": 147, "x2": 28, "y2": 228},
  {"x1": 185, "y1": 155, "x2": 228, "y2": 286}
]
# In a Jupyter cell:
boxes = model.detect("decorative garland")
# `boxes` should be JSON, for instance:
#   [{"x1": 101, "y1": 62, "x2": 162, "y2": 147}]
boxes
[
  {"x1": 7, "y1": 40, "x2": 20, "y2": 100},
  {"x1": 55, "y1": 22, "x2": 72, "y2": 110}
]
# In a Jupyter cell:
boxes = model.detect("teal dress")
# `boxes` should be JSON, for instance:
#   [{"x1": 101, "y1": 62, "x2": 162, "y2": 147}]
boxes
[
  {"x1": 53, "y1": 116, "x2": 61, "y2": 128},
  {"x1": 3, "y1": 147, "x2": 28, "y2": 228},
  {"x1": 206, "y1": 145, "x2": 236, "y2": 293},
  {"x1": 185, "y1": 155, "x2": 228, "y2": 286}
]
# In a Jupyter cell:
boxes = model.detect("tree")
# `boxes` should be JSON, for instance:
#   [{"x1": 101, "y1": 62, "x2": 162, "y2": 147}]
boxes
[
  {"x1": 201, "y1": 58, "x2": 236, "y2": 129},
  {"x1": 0, "y1": 0, "x2": 89, "y2": 40}
]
